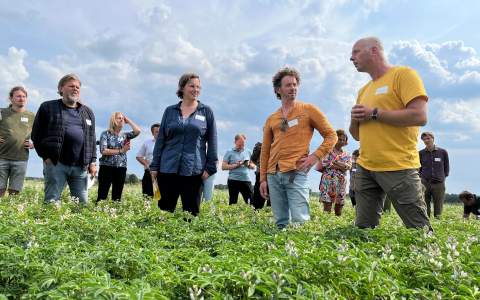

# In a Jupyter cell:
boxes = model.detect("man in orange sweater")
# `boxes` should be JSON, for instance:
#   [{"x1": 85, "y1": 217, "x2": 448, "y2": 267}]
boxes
[{"x1": 260, "y1": 67, "x2": 337, "y2": 229}]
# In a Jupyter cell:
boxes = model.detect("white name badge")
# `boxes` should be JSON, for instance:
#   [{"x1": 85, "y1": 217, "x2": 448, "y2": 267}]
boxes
[
  {"x1": 375, "y1": 86, "x2": 388, "y2": 95},
  {"x1": 195, "y1": 114, "x2": 205, "y2": 122},
  {"x1": 21, "y1": 117, "x2": 29, "y2": 122},
  {"x1": 352, "y1": 168, "x2": 357, "y2": 172},
  {"x1": 434, "y1": 157, "x2": 441, "y2": 162},
  {"x1": 86, "y1": 119, "x2": 92, "y2": 126},
  {"x1": 288, "y1": 119, "x2": 298, "y2": 127}
]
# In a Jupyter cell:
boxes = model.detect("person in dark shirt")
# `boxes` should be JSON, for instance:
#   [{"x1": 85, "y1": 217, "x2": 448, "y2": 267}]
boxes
[
  {"x1": 419, "y1": 132, "x2": 450, "y2": 218},
  {"x1": 32, "y1": 74, "x2": 96, "y2": 204},
  {"x1": 150, "y1": 73, "x2": 217, "y2": 216},
  {"x1": 250, "y1": 141, "x2": 270, "y2": 209},
  {"x1": 458, "y1": 191, "x2": 480, "y2": 220}
]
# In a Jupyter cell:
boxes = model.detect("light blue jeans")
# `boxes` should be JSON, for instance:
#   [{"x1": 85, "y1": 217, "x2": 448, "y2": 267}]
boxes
[
  {"x1": 201, "y1": 174, "x2": 216, "y2": 201},
  {"x1": 43, "y1": 162, "x2": 88, "y2": 204},
  {"x1": 0, "y1": 159, "x2": 28, "y2": 191},
  {"x1": 267, "y1": 171, "x2": 310, "y2": 228}
]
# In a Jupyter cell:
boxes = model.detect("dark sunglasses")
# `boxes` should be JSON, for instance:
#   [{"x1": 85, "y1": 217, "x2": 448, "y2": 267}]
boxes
[{"x1": 280, "y1": 118, "x2": 288, "y2": 132}]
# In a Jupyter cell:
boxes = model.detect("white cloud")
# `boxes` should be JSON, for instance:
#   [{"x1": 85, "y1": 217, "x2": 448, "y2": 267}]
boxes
[
  {"x1": 0, "y1": 47, "x2": 29, "y2": 94},
  {"x1": 435, "y1": 98, "x2": 480, "y2": 132}
]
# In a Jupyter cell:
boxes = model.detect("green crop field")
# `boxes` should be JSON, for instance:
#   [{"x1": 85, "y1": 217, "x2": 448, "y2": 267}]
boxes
[{"x1": 0, "y1": 181, "x2": 479, "y2": 299}]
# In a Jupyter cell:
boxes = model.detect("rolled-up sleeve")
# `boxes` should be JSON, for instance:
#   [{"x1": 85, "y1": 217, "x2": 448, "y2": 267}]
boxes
[
  {"x1": 260, "y1": 119, "x2": 273, "y2": 183},
  {"x1": 307, "y1": 104, "x2": 337, "y2": 159}
]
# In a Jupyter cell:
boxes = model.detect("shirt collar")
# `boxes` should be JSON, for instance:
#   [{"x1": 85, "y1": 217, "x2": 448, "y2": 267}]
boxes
[{"x1": 174, "y1": 100, "x2": 204, "y2": 111}]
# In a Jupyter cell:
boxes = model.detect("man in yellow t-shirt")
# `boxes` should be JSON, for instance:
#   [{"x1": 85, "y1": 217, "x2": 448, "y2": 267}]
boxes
[{"x1": 349, "y1": 37, "x2": 430, "y2": 229}]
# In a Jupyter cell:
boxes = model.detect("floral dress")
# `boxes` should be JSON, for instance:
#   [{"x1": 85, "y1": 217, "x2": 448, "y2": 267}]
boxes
[{"x1": 319, "y1": 149, "x2": 351, "y2": 205}]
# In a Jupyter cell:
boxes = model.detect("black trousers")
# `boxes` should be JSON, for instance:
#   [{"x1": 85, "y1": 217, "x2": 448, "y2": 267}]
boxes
[
  {"x1": 97, "y1": 165, "x2": 127, "y2": 202},
  {"x1": 141, "y1": 169, "x2": 153, "y2": 197},
  {"x1": 349, "y1": 189, "x2": 356, "y2": 207},
  {"x1": 157, "y1": 173, "x2": 203, "y2": 216},
  {"x1": 227, "y1": 179, "x2": 253, "y2": 205},
  {"x1": 252, "y1": 172, "x2": 270, "y2": 209}
]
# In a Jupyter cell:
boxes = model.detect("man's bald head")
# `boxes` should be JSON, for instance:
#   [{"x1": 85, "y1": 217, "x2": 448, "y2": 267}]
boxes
[
  {"x1": 351, "y1": 37, "x2": 388, "y2": 74},
  {"x1": 356, "y1": 37, "x2": 384, "y2": 51}
]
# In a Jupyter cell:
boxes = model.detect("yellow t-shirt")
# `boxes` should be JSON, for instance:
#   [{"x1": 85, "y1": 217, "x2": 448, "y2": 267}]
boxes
[{"x1": 356, "y1": 66, "x2": 428, "y2": 171}]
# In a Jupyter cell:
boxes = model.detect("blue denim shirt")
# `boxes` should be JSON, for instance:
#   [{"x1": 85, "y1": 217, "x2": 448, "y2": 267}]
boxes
[{"x1": 150, "y1": 101, "x2": 218, "y2": 176}]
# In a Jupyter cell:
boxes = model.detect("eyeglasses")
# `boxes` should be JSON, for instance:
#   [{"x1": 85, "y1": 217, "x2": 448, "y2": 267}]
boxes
[{"x1": 280, "y1": 118, "x2": 288, "y2": 132}]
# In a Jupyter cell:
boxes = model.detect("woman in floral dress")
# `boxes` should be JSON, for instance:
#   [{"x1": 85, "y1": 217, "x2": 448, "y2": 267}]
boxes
[{"x1": 316, "y1": 129, "x2": 351, "y2": 216}]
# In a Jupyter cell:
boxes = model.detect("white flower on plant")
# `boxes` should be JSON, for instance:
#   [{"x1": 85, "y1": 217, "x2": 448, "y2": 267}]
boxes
[
  {"x1": 266, "y1": 243, "x2": 277, "y2": 252},
  {"x1": 451, "y1": 268, "x2": 468, "y2": 279},
  {"x1": 428, "y1": 258, "x2": 443, "y2": 269},
  {"x1": 446, "y1": 236, "x2": 460, "y2": 257},
  {"x1": 188, "y1": 285, "x2": 203, "y2": 300},
  {"x1": 285, "y1": 240, "x2": 298, "y2": 257},
  {"x1": 381, "y1": 244, "x2": 395, "y2": 260},
  {"x1": 199, "y1": 264, "x2": 213, "y2": 273}
]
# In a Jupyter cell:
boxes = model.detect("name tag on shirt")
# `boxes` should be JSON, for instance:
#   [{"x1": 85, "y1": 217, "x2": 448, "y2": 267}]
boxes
[
  {"x1": 21, "y1": 117, "x2": 29, "y2": 123},
  {"x1": 195, "y1": 114, "x2": 205, "y2": 122},
  {"x1": 86, "y1": 119, "x2": 92, "y2": 126},
  {"x1": 375, "y1": 86, "x2": 388, "y2": 95},
  {"x1": 352, "y1": 168, "x2": 357, "y2": 172},
  {"x1": 434, "y1": 157, "x2": 441, "y2": 162},
  {"x1": 288, "y1": 119, "x2": 298, "y2": 127}
]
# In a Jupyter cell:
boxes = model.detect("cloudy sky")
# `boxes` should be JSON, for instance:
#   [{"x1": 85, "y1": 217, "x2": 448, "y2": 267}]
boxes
[{"x1": 1, "y1": 0, "x2": 479, "y2": 194}]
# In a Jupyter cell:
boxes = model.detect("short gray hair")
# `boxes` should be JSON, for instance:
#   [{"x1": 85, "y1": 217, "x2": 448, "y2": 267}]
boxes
[{"x1": 58, "y1": 74, "x2": 82, "y2": 96}]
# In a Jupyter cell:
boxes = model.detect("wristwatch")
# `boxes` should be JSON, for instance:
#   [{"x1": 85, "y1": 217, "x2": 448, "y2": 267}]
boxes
[{"x1": 371, "y1": 107, "x2": 379, "y2": 120}]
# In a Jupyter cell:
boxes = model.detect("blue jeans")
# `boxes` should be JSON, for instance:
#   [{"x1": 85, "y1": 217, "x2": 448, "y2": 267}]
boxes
[
  {"x1": 0, "y1": 159, "x2": 28, "y2": 191},
  {"x1": 267, "y1": 171, "x2": 310, "y2": 228},
  {"x1": 201, "y1": 174, "x2": 215, "y2": 201},
  {"x1": 43, "y1": 162, "x2": 88, "y2": 204}
]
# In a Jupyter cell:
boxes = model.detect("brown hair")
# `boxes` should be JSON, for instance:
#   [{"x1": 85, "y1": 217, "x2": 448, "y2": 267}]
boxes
[
  {"x1": 272, "y1": 67, "x2": 301, "y2": 99},
  {"x1": 234, "y1": 133, "x2": 246, "y2": 141},
  {"x1": 459, "y1": 191, "x2": 474, "y2": 200},
  {"x1": 58, "y1": 74, "x2": 82, "y2": 96},
  {"x1": 150, "y1": 123, "x2": 160, "y2": 133},
  {"x1": 9, "y1": 86, "x2": 28, "y2": 99},
  {"x1": 421, "y1": 132, "x2": 434, "y2": 140},
  {"x1": 336, "y1": 129, "x2": 348, "y2": 142},
  {"x1": 176, "y1": 73, "x2": 200, "y2": 99}
]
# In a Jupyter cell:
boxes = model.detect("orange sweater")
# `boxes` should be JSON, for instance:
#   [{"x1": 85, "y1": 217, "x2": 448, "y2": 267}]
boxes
[{"x1": 260, "y1": 101, "x2": 337, "y2": 182}]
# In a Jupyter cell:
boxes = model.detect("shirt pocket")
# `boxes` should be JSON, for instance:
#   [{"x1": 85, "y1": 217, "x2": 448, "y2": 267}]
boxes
[{"x1": 189, "y1": 118, "x2": 207, "y2": 136}]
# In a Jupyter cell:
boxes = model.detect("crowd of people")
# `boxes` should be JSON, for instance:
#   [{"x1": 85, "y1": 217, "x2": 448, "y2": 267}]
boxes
[{"x1": 1, "y1": 36, "x2": 478, "y2": 229}]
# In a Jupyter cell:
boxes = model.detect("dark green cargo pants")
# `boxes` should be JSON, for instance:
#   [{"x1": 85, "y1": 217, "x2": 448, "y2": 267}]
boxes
[{"x1": 354, "y1": 165, "x2": 430, "y2": 229}]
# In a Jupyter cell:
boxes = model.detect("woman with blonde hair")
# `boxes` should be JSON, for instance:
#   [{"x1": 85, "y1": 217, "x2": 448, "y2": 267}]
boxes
[{"x1": 97, "y1": 112, "x2": 140, "y2": 202}]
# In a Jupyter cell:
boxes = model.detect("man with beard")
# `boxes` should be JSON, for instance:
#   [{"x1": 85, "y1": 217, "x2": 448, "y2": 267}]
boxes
[{"x1": 32, "y1": 74, "x2": 97, "y2": 204}]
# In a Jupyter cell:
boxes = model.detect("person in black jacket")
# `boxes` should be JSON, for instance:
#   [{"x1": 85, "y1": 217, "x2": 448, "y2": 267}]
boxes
[{"x1": 32, "y1": 74, "x2": 97, "y2": 204}]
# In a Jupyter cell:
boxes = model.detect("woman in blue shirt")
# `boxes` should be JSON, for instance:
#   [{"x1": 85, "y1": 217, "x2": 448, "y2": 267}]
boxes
[
  {"x1": 97, "y1": 112, "x2": 141, "y2": 202},
  {"x1": 150, "y1": 73, "x2": 218, "y2": 216}
]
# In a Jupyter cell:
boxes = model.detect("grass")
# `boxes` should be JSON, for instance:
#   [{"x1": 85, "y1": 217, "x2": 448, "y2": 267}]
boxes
[{"x1": 0, "y1": 181, "x2": 479, "y2": 299}]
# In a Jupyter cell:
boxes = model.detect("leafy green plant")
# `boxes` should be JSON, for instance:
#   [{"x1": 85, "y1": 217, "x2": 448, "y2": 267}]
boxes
[{"x1": 0, "y1": 180, "x2": 478, "y2": 299}]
